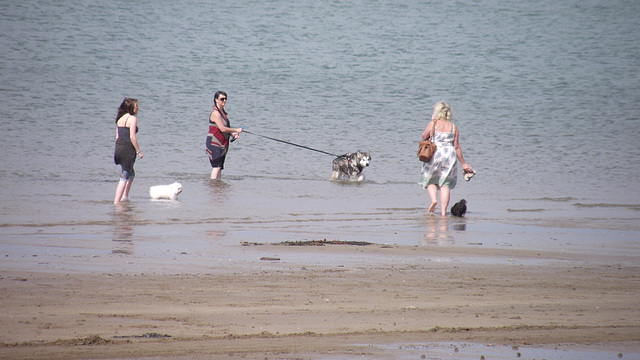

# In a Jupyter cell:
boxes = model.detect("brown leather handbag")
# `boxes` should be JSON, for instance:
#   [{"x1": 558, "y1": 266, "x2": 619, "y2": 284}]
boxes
[{"x1": 417, "y1": 121, "x2": 437, "y2": 162}]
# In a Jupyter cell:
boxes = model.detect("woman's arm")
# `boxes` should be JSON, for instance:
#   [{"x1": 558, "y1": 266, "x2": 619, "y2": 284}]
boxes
[
  {"x1": 128, "y1": 115, "x2": 144, "y2": 158},
  {"x1": 210, "y1": 111, "x2": 243, "y2": 134},
  {"x1": 453, "y1": 128, "x2": 472, "y2": 172}
]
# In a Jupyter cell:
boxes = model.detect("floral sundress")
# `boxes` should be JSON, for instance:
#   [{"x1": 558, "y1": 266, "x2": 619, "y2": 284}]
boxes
[{"x1": 419, "y1": 123, "x2": 458, "y2": 189}]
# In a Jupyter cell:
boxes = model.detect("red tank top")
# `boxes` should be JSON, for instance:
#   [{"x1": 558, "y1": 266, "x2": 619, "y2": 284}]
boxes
[{"x1": 208, "y1": 107, "x2": 230, "y2": 148}]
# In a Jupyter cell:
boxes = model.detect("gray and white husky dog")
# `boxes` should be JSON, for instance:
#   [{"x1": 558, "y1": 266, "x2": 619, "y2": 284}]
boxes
[{"x1": 331, "y1": 151, "x2": 371, "y2": 181}]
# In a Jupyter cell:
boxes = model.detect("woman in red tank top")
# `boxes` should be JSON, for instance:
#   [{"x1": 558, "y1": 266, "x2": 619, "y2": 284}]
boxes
[{"x1": 206, "y1": 91, "x2": 243, "y2": 179}]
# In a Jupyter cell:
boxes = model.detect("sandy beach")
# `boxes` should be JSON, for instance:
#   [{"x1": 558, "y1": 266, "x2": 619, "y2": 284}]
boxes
[
  {"x1": 1, "y1": 243, "x2": 639, "y2": 359},
  {"x1": 3, "y1": 0, "x2": 640, "y2": 358}
]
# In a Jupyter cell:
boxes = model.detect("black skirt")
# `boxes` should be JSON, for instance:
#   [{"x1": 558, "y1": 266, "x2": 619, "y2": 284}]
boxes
[{"x1": 114, "y1": 139, "x2": 136, "y2": 173}]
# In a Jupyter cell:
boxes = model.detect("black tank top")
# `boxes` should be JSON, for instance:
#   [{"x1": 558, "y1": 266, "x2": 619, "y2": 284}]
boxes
[{"x1": 117, "y1": 115, "x2": 138, "y2": 140}]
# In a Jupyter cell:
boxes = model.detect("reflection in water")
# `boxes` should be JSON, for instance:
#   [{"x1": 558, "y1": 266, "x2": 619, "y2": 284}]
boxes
[
  {"x1": 207, "y1": 179, "x2": 231, "y2": 203},
  {"x1": 206, "y1": 230, "x2": 227, "y2": 237},
  {"x1": 420, "y1": 215, "x2": 467, "y2": 246},
  {"x1": 206, "y1": 180, "x2": 232, "y2": 241},
  {"x1": 111, "y1": 203, "x2": 136, "y2": 255},
  {"x1": 452, "y1": 223, "x2": 467, "y2": 231}
]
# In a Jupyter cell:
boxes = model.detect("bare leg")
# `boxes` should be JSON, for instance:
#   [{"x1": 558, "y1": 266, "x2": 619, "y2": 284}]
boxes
[
  {"x1": 426, "y1": 184, "x2": 438, "y2": 212},
  {"x1": 120, "y1": 179, "x2": 134, "y2": 202},
  {"x1": 210, "y1": 167, "x2": 222, "y2": 180},
  {"x1": 440, "y1": 186, "x2": 451, "y2": 216},
  {"x1": 114, "y1": 179, "x2": 127, "y2": 205}
]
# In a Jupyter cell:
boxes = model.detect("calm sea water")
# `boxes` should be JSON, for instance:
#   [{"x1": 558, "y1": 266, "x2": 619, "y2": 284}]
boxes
[{"x1": 1, "y1": 0, "x2": 639, "y2": 260}]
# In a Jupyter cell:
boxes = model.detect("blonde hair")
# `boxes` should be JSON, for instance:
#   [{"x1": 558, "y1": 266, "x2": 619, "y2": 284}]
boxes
[{"x1": 432, "y1": 101, "x2": 452, "y2": 122}]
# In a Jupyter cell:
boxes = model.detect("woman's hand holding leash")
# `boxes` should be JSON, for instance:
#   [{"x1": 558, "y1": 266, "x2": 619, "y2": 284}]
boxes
[{"x1": 231, "y1": 126, "x2": 244, "y2": 141}]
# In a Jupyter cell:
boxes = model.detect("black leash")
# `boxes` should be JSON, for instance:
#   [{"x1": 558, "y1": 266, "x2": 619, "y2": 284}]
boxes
[{"x1": 243, "y1": 130, "x2": 339, "y2": 157}]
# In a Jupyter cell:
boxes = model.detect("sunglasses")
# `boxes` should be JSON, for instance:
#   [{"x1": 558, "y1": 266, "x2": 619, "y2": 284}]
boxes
[{"x1": 218, "y1": 97, "x2": 227, "y2": 101}]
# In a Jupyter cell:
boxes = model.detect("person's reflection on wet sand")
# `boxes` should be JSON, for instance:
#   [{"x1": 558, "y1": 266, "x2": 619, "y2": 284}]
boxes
[
  {"x1": 421, "y1": 216, "x2": 455, "y2": 246},
  {"x1": 111, "y1": 202, "x2": 136, "y2": 255}
]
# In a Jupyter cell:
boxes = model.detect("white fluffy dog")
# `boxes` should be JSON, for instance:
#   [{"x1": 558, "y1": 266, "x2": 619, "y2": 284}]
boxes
[{"x1": 149, "y1": 182, "x2": 182, "y2": 200}]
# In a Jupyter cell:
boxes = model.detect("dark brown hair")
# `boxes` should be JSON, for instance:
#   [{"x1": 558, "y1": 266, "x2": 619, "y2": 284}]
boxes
[{"x1": 115, "y1": 97, "x2": 138, "y2": 123}]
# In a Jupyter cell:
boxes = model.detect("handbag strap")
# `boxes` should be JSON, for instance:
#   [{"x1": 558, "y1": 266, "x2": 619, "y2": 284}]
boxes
[{"x1": 430, "y1": 120, "x2": 437, "y2": 140}]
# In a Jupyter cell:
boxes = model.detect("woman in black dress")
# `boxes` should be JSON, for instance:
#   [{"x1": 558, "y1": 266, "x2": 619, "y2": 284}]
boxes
[{"x1": 113, "y1": 97, "x2": 143, "y2": 204}]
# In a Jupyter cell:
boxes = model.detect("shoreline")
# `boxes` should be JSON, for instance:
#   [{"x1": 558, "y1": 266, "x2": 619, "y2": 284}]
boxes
[
  {"x1": 1, "y1": 243, "x2": 639, "y2": 359},
  {"x1": 2, "y1": 215, "x2": 639, "y2": 277},
  {"x1": 3, "y1": 236, "x2": 639, "y2": 276}
]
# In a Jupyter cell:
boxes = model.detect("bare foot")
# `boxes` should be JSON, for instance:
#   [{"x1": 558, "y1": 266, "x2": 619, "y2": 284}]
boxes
[{"x1": 428, "y1": 201, "x2": 437, "y2": 212}]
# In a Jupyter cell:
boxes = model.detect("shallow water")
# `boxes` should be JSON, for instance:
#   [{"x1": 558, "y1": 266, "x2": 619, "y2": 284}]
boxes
[
  {"x1": 111, "y1": 342, "x2": 640, "y2": 360},
  {"x1": 1, "y1": 0, "x2": 640, "y2": 261},
  {"x1": 369, "y1": 342, "x2": 639, "y2": 360}
]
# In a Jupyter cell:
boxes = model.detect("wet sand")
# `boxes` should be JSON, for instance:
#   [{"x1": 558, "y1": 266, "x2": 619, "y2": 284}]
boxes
[{"x1": 1, "y1": 243, "x2": 639, "y2": 359}]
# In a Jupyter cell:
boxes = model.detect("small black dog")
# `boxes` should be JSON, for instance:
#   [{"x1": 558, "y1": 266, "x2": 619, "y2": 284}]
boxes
[{"x1": 450, "y1": 199, "x2": 467, "y2": 217}]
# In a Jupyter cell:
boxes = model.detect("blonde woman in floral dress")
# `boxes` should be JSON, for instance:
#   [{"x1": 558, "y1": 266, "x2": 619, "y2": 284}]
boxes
[{"x1": 419, "y1": 101, "x2": 474, "y2": 216}]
